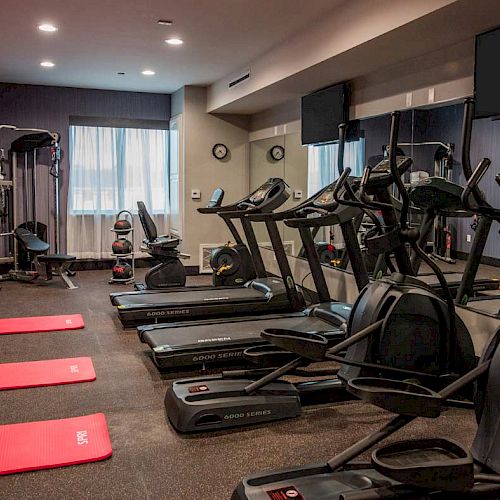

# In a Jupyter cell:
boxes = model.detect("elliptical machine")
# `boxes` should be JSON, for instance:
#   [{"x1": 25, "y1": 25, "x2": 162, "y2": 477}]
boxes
[
  {"x1": 234, "y1": 153, "x2": 495, "y2": 500},
  {"x1": 164, "y1": 112, "x2": 475, "y2": 433}
]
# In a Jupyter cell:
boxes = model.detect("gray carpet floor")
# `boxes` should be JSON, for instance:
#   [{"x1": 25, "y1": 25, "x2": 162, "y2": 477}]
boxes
[{"x1": 0, "y1": 269, "x2": 479, "y2": 499}]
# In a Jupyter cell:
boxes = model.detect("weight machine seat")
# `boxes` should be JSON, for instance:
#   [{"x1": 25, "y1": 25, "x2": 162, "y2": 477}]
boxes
[
  {"x1": 37, "y1": 254, "x2": 76, "y2": 263},
  {"x1": 14, "y1": 228, "x2": 50, "y2": 253}
]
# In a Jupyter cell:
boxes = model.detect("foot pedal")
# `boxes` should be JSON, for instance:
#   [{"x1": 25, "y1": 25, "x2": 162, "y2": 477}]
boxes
[{"x1": 372, "y1": 438, "x2": 473, "y2": 492}]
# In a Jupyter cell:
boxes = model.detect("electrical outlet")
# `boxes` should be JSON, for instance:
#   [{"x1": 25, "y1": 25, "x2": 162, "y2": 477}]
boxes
[{"x1": 466, "y1": 234, "x2": 472, "y2": 243}]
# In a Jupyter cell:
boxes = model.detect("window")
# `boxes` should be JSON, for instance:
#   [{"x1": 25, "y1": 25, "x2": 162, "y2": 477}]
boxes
[
  {"x1": 68, "y1": 125, "x2": 169, "y2": 214},
  {"x1": 307, "y1": 138, "x2": 365, "y2": 196}
]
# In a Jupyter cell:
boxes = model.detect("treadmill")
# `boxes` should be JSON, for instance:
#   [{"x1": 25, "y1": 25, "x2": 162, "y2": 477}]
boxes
[
  {"x1": 137, "y1": 125, "x2": 371, "y2": 370},
  {"x1": 138, "y1": 179, "x2": 369, "y2": 369},
  {"x1": 110, "y1": 178, "x2": 298, "y2": 327}
]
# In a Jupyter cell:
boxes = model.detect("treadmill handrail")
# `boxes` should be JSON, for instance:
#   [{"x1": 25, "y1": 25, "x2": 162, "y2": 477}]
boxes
[
  {"x1": 283, "y1": 206, "x2": 361, "y2": 228},
  {"x1": 245, "y1": 208, "x2": 315, "y2": 222},
  {"x1": 197, "y1": 204, "x2": 241, "y2": 214}
]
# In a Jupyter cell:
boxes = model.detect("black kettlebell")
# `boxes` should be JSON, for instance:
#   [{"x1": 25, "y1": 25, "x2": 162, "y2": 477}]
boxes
[
  {"x1": 112, "y1": 260, "x2": 133, "y2": 280},
  {"x1": 112, "y1": 238, "x2": 133, "y2": 255},
  {"x1": 114, "y1": 210, "x2": 133, "y2": 233}
]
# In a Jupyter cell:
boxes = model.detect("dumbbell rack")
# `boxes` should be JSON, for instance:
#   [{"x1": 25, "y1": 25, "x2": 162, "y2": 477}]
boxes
[{"x1": 109, "y1": 225, "x2": 135, "y2": 285}]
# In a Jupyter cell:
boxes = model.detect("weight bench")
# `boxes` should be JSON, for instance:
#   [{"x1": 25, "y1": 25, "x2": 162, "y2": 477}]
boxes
[
  {"x1": 36, "y1": 254, "x2": 78, "y2": 290},
  {"x1": 13, "y1": 228, "x2": 78, "y2": 289}
]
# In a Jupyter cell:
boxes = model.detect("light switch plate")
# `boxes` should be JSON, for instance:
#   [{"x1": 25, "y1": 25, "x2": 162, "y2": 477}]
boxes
[
  {"x1": 293, "y1": 190, "x2": 303, "y2": 200},
  {"x1": 191, "y1": 189, "x2": 201, "y2": 199}
]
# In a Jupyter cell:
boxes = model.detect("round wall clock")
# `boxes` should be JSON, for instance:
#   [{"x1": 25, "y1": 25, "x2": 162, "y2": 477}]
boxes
[
  {"x1": 270, "y1": 145, "x2": 285, "y2": 161},
  {"x1": 212, "y1": 143, "x2": 229, "y2": 160}
]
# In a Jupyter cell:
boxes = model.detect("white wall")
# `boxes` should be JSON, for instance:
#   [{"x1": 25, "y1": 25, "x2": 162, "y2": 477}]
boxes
[{"x1": 180, "y1": 86, "x2": 250, "y2": 267}]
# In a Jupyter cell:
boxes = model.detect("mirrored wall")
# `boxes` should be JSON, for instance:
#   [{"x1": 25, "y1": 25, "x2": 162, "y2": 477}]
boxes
[{"x1": 248, "y1": 98, "x2": 500, "y2": 272}]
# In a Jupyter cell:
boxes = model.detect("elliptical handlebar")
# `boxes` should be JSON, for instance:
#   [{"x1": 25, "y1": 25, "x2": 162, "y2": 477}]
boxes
[
  {"x1": 460, "y1": 98, "x2": 488, "y2": 208},
  {"x1": 461, "y1": 158, "x2": 500, "y2": 219},
  {"x1": 388, "y1": 111, "x2": 410, "y2": 231},
  {"x1": 461, "y1": 98, "x2": 475, "y2": 181},
  {"x1": 337, "y1": 123, "x2": 347, "y2": 176}
]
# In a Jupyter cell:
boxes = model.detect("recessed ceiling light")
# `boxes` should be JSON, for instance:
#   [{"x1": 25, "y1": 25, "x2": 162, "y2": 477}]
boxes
[
  {"x1": 142, "y1": 70, "x2": 156, "y2": 76},
  {"x1": 38, "y1": 23, "x2": 58, "y2": 32},
  {"x1": 165, "y1": 38, "x2": 183, "y2": 45},
  {"x1": 157, "y1": 20, "x2": 173, "y2": 26},
  {"x1": 40, "y1": 61, "x2": 55, "y2": 68}
]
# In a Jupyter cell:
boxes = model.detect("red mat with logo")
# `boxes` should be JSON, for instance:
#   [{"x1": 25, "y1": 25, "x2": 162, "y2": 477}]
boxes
[
  {"x1": 0, "y1": 357, "x2": 96, "y2": 390},
  {"x1": 0, "y1": 314, "x2": 84, "y2": 335},
  {"x1": 0, "y1": 413, "x2": 112, "y2": 474}
]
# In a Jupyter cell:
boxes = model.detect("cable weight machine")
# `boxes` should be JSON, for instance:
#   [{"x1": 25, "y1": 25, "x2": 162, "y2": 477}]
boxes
[{"x1": 0, "y1": 125, "x2": 77, "y2": 288}]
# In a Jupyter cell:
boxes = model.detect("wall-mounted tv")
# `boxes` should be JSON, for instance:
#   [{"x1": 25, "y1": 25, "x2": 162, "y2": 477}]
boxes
[
  {"x1": 301, "y1": 83, "x2": 349, "y2": 145},
  {"x1": 475, "y1": 26, "x2": 500, "y2": 119}
]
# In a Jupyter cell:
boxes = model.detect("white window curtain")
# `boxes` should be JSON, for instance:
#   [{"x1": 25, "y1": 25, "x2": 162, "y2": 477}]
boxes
[
  {"x1": 67, "y1": 125, "x2": 170, "y2": 259},
  {"x1": 307, "y1": 138, "x2": 365, "y2": 196}
]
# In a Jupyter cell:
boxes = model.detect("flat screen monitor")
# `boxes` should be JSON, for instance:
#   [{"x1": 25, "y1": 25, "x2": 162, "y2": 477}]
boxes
[
  {"x1": 475, "y1": 27, "x2": 500, "y2": 119},
  {"x1": 301, "y1": 83, "x2": 349, "y2": 145}
]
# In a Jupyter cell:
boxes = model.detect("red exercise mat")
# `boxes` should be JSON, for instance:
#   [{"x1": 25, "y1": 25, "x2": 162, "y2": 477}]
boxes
[
  {"x1": 0, "y1": 314, "x2": 84, "y2": 335},
  {"x1": 0, "y1": 413, "x2": 112, "y2": 475},
  {"x1": 0, "y1": 357, "x2": 96, "y2": 390}
]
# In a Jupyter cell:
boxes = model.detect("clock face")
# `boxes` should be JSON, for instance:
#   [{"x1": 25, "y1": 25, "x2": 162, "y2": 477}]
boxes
[
  {"x1": 212, "y1": 143, "x2": 229, "y2": 160},
  {"x1": 270, "y1": 145, "x2": 285, "y2": 161}
]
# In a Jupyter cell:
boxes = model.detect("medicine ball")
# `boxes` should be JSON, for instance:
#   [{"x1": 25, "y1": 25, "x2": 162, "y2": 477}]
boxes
[
  {"x1": 112, "y1": 260, "x2": 133, "y2": 280},
  {"x1": 112, "y1": 238, "x2": 133, "y2": 255}
]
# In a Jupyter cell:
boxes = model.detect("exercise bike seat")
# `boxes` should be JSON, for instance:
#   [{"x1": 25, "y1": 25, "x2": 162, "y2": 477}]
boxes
[
  {"x1": 146, "y1": 236, "x2": 180, "y2": 248},
  {"x1": 14, "y1": 228, "x2": 50, "y2": 253}
]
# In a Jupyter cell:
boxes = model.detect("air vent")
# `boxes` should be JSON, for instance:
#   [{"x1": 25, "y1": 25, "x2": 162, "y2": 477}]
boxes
[{"x1": 228, "y1": 70, "x2": 250, "y2": 89}]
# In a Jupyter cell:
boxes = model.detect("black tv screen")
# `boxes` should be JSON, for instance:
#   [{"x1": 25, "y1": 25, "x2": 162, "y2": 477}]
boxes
[
  {"x1": 475, "y1": 27, "x2": 500, "y2": 119},
  {"x1": 301, "y1": 83, "x2": 348, "y2": 145}
]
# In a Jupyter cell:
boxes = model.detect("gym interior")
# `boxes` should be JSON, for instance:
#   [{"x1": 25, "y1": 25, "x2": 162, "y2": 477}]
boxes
[{"x1": 2, "y1": 1, "x2": 500, "y2": 499}]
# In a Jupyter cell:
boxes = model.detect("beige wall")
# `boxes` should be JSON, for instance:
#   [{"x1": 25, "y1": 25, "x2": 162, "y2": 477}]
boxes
[
  {"x1": 282, "y1": 132, "x2": 308, "y2": 254},
  {"x1": 249, "y1": 136, "x2": 285, "y2": 244},
  {"x1": 248, "y1": 131, "x2": 308, "y2": 256},
  {"x1": 181, "y1": 86, "x2": 249, "y2": 267}
]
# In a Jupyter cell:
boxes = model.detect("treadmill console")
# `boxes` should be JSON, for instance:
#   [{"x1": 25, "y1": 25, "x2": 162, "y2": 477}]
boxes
[
  {"x1": 243, "y1": 178, "x2": 291, "y2": 212},
  {"x1": 364, "y1": 156, "x2": 413, "y2": 190},
  {"x1": 313, "y1": 183, "x2": 339, "y2": 209}
]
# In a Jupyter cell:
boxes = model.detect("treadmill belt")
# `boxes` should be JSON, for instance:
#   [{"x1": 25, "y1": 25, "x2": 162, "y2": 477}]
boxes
[
  {"x1": 418, "y1": 273, "x2": 464, "y2": 285},
  {"x1": 143, "y1": 315, "x2": 334, "y2": 349},
  {"x1": 467, "y1": 298, "x2": 500, "y2": 316},
  {"x1": 113, "y1": 287, "x2": 263, "y2": 307}
]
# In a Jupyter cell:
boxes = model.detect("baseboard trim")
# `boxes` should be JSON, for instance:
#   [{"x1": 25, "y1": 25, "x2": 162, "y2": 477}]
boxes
[
  {"x1": 454, "y1": 251, "x2": 500, "y2": 267},
  {"x1": 68, "y1": 258, "x2": 200, "y2": 275}
]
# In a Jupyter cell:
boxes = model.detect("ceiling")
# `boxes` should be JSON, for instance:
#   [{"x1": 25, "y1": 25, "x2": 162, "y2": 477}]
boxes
[
  {"x1": 211, "y1": 0, "x2": 500, "y2": 114},
  {"x1": 0, "y1": 0, "x2": 342, "y2": 94}
]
